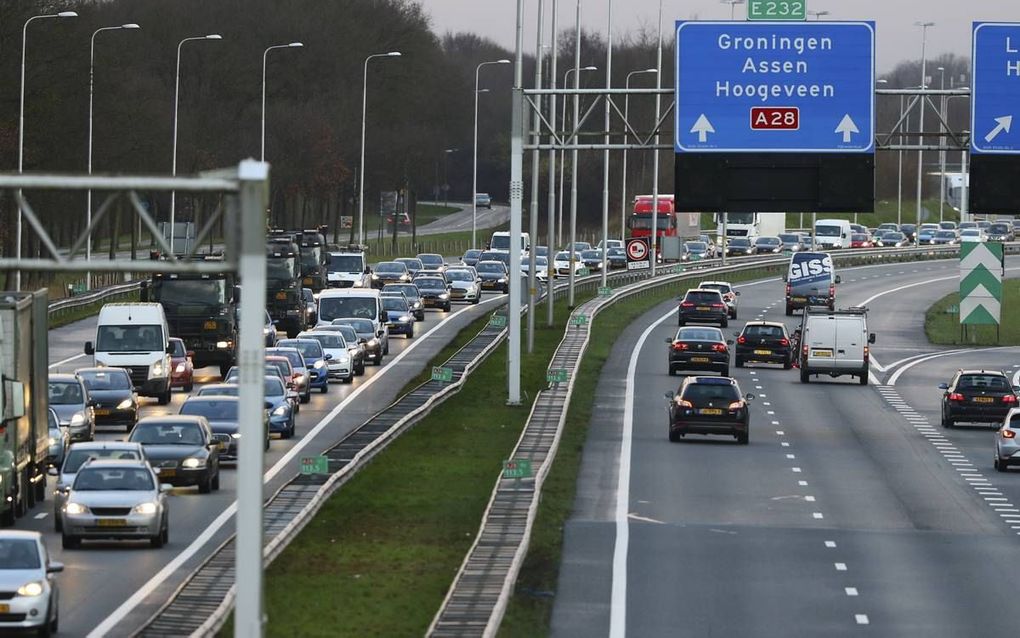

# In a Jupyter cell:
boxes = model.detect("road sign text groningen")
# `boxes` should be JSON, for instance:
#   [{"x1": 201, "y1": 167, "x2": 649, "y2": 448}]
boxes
[{"x1": 675, "y1": 21, "x2": 875, "y2": 153}]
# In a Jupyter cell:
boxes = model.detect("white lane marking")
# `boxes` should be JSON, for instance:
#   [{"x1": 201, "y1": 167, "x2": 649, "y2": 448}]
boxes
[
  {"x1": 798, "y1": 480, "x2": 808, "y2": 486},
  {"x1": 856, "y1": 614, "x2": 870, "y2": 625},
  {"x1": 781, "y1": 442, "x2": 790, "y2": 447},
  {"x1": 775, "y1": 430, "x2": 784, "y2": 435},
  {"x1": 812, "y1": 512, "x2": 824, "y2": 519},
  {"x1": 786, "y1": 454, "x2": 796, "y2": 459},
  {"x1": 825, "y1": 540, "x2": 837, "y2": 548},
  {"x1": 805, "y1": 495, "x2": 816, "y2": 502},
  {"x1": 888, "y1": 346, "x2": 1020, "y2": 386},
  {"x1": 835, "y1": 562, "x2": 847, "y2": 571},
  {"x1": 48, "y1": 353, "x2": 86, "y2": 370},
  {"x1": 845, "y1": 587, "x2": 859, "y2": 596},
  {"x1": 34, "y1": 513, "x2": 47, "y2": 519},
  {"x1": 87, "y1": 297, "x2": 500, "y2": 638},
  {"x1": 792, "y1": 467, "x2": 802, "y2": 473},
  {"x1": 627, "y1": 513, "x2": 666, "y2": 525}
]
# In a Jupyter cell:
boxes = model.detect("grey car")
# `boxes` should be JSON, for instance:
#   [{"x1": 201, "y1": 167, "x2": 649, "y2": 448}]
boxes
[
  {"x1": 333, "y1": 318, "x2": 383, "y2": 365},
  {"x1": 60, "y1": 458, "x2": 170, "y2": 549},
  {"x1": 446, "y1": 268, "x2": 482, "y2": 304},
  {"x1": 48, "y1": 374, "x2": 95, "y2": 442},
  {"x1": 382, "y1": 283, "x2": 425, "y2": 320},
  {"x1": 0, "y1": 531, "x2": 63, "y2": 635},
  {"x1": 179, "y1": 396, "x2": 269, "y2": 463},
  {"x1": 995, "y1": 408, "x2": 1020, "y2": 471},
  {"x1": 47, "y1": 408, "x2": 69, "y2": 468},
  {"x1": 51, "y1": 441, "x2": 146, "y2": 533}
]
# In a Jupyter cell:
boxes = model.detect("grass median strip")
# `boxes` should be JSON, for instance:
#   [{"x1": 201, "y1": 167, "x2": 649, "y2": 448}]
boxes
[
  {"x1": 925, "y1": 277, "x2": 1020, "y2": 346},
  {"x1": 257, "y1": 295, "x2": 590, "y2": 637}
]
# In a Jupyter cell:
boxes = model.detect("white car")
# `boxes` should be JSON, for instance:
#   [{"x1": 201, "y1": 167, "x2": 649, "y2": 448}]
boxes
[
  {"x1": 698, "y1": 280, "x2": 740, "y2": 319},
  {"x1": 297, "y1": 331, "x2": 354, "y2": 383},
  {"x1": 0, "y1": 531, "x2": 62, "y2": 635},
  {"x1": 960, "y1": 228, "x2": 987, "y2": 243},
  {"x1": 553, "y1": 251, "x2": 585, "y2": 278}
]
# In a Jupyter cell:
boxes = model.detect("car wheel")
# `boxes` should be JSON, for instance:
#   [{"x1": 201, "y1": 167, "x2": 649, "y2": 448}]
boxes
[
  {"x1": 37, "y1": 614, "x2": 52, "y2": 638},
  {"x1": 150, "y1": 523, "x2": 166, "y2": 548},
  {"x1": 942, "y1": 410, "x2": 954, "y2": 428},
  {"x1": 800, "y1": 367, "x2": 810, "y2": 384},
  {"x1": 212, "y1": 471, "x2": 220, "y2": 490},
  {"x1": 737, "y1": 432, "x2": 749, "y2": 445},
  {"x1": 344, "y1": 375, "x2": 354, "y2": 384},
  {"x1": 320, "y1": 384, "x2": 329, "y2": 394},
  {"x1": 199, "y1": 475, "x2": 213, "y2": 494},
  {"x1": 472, "y1": 297, "x2": 480, "y2": 305},
  {"x1": 995, "y1": 457, "x2": 1008, "y2": 472},
  {"x1": 49, "y1": 607, "x2": 58, "y2": 635},
  {"x1": 61, "y1": 534, "x2": 79, "y2": 550},
  {"x1": 721, "y1": 318, "x2": 728, "y2": 328},
  {"x1": 300, "y1": 392, "x2": 310, "y2": 404},
  {"x1": 383, "y1": 341, "x2": 390, "y2": 356},
  {"x1": 783, "y1": 357, "x2": 792, "y2": 370},
  {"x1": 157, "y1": 388, "x2": 170, "y2": 406},
  {"x1": 859, "y1": 370, "x2": 869, "y2": 385},
  {"x1": 730, "y1": 310, "x2": 737, "y2": 319},
  {"x1": 668, "y1": 429, "x2": 681, "y2": 443},
  {"x1": 668, "y1": 367, "x2": 675, "y2": 376},
  {"x1": 678, "y1": 317, "x2": 685, "y2": 327}
]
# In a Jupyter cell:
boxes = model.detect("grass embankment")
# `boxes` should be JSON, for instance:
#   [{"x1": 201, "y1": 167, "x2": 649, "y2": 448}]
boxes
[
  {"x1": 498, "y1": 264, "x2": 784, "y2": 636},
  {"x1": 925, "y1": 277, "x2": 1020, "y2": 346},
  {"x1": 253, "y1": 294, "x2": 592, "y2": 637},
  {"x1": 414, "y1": 203, "x2": 462, "y2": 226}
]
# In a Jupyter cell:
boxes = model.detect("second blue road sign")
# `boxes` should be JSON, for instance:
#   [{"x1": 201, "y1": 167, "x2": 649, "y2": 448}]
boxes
[{"x1": 971, "y1": 23, "x2": 1020, "y2": 155}]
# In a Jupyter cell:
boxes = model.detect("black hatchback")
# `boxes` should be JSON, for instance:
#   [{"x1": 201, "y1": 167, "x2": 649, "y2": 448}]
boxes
[
  {"x1": 666, "y1": 326, "x2": 731, "y2": 376},
  {"x1": 665, "y1": 376, "x2": 754, "y2": 444},
  {"x1": 734, "y1": 321, "x2": 793, "y2": 369},
  {"x1": 940, "y1": 370, "x2": 1019, "y2": 427},
  {"x1": 678, "y1": 289, "x2": 728, "y2": 327}
]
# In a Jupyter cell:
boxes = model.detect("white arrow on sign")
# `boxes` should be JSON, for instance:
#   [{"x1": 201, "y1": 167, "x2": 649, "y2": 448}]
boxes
[
  {"x1": 690, "y1": 114, "x2": 715, "y2": 143},
  {"x1": 984, "y1": 115, "x2": 1013, "y2": 143},
  {"x1": 835, "y1": 114, "x2": 859, "y2": 143}
]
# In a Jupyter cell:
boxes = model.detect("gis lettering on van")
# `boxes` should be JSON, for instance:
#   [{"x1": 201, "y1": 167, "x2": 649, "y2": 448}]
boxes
[{"x1": 790, "y1": 257, "x2": 831, "y2": 279}]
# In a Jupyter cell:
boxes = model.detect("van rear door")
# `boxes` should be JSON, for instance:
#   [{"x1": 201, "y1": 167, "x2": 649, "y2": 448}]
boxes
[
  {"x1": 833, "y1": 316, "x2": 865, "y2": 370},
  {"x1": 804, "y1": 316, "x2": 837, "y2": 364}
]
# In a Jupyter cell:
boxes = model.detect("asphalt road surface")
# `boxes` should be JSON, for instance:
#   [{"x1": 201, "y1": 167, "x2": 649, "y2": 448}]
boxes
[{"x1": 553, "y1": 256, "x2": 1020, "y2": 637}]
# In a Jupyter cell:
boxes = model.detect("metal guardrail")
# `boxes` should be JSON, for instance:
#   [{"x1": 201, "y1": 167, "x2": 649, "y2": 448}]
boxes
[
  {"x1": 46, "y1": 280, "x2": 142, "y2": 317},
  {"x1": 427, "y1": 244, "x2": 965, "y2": 637}
]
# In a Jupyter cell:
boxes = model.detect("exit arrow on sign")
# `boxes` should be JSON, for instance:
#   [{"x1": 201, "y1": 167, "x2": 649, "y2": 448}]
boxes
[
  {"x1": 690, "y1": 114, "x2": 715, "y2": 143},
  {"x1": 984, "y1": 115, "x2": 1013, "y2": 143},
  {"x1": 835, "y1": 114, "x2": 859, "y2": 143}
]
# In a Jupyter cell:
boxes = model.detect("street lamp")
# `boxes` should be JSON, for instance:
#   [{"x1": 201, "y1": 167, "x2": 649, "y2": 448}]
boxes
[
  {"x1": 557, "y1": 64, "x2": 597, "y2": 247},
  {"x1": 808, "y1": 10, "x2": 830, "y2": 20},
  {"x1": 621, "y1": 68, "x2": 657, "y2": 237},
  {"x1": 261, "y1": 42, "x2": 303, "y2": 162},
  {"x1": 16, "y1": 10, "x2": 77, "y2": 292},
  {"x1": 915, "y1": 21, "x2": 935, "y2": 244},
  {"x1": 473, "y1": 58, "x2": 510, "y2": 248},
  {"x1": 358, "y1": 51, "x2": 402, "y2": 247},
  {"x1": 170, "y1": 34, "x2": 222, "y2": 256},
  {"x1": 86, "y1": 23, "x2": 139, "y2": 290},
  {"x1": 721, "y1": 0, "x2": 745, "y2": 20}
]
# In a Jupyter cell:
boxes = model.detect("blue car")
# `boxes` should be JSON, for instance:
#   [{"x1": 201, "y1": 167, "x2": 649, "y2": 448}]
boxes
[
  {"x1": 196, "y1": 377, "x2": 296, "y2": 439},
  {"x1": 277, "y1": 339, "x2": 330, "y2": 394},
  {"x1": 917, "y1": 225, "x2": 939, "y2": 244}
]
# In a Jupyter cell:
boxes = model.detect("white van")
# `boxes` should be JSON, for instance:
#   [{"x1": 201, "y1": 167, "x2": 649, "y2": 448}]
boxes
[
  {"x1": 316, "y1": 290, "x2": 390, "y2": 355},
  {"x1": 326, "y1": 251, "x2": 370, "y2": 289},
  {"x1": 488, "y1": 231, "x2": 530, "y2": 254},
  {"x1": 85, "y1": 303, "x2": 172, "y2": 404},
  {"x1": 798, "y1": 307, "x2": 876, "y2": 385},
  {"x1": 814, "y1": 219, "x2": 852, "y2": 250}
]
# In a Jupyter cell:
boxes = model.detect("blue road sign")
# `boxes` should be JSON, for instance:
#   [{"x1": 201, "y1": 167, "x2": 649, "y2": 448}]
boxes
[
  {"x1": 971, "y1": 23, "x2": 1020, "y2": 155},
  {"x1": 675, "y1": 21, "x2": 875, "y2": 153}
]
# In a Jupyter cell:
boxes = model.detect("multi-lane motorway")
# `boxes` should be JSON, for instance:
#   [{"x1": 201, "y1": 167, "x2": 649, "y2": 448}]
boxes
[
  {"x1": 554, "y1": 256, "x2": 1020, "y2": 637},
  {"x1": 41, "y1": 286, "x2": 506, "y2": 637}
]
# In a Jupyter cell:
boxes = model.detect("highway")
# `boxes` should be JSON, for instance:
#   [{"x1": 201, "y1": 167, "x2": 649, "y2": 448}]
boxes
[
  {"x1": 552, "y1": 256, "x2": 1020, "y2": 637},
  {"x1": 40, "y1": 285, "x2": 509, "y2": 637}
]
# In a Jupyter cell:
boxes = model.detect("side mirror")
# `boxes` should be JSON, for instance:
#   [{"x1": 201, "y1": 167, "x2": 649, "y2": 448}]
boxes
[
  {"x1": 868, "y1": 333, "x2": 876, "y2": 344},
  {"x1": 380, "y1": 311, "x2": 389, "y2": 322},
  {"x1": 745, "y1": 393, "x2": 755, "y2": 402},
  {"x1": 733, "y1": 332, "x2": 741, "y2": 337},
  {"x1": 159, "y1": 484, "x2": 174, "y2": 493},
  {"x1": 938, "y1": 383, "x2": 949, "y2": 390},
  {"x1": 664, "y1": 338, "x2": 673, "y2": 344},
  {"x1": 663, "y1": 391, "x2": 674, "y2": 400},
  {"x1": 47, "y1": 562, "x2": 64, "y2": 574},
  {"x1": 735, "y1": 291, "x2": 741, "y2": 296},
  {"x1": 324, "y1": 353, "x2": 333, "y2": 360},
  {"x1": 84, "y1": 341, "x2": 95, "y2": 355},
  {"x1": 264, "y1": 401, "x2": 274, "y2": 410},
  {"x1": 359, "y1": 338, "x2": 367, "y2": 344},
  {"x1": 47, "y1": 466, "x2": 59, "y2": 477},
  {"x1": 835, "y1": 275, "x2": 842, "y2": 284},
  {"x1": 781, "y1": 274, "x2": 788, "y2": 282}
]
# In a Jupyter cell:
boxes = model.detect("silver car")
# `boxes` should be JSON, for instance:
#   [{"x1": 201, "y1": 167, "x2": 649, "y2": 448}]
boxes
[
  {"x1": 60, "y1": 458, "x2": 170, "y2": 549},
  {"x1": 47, "y1": 374, "x2": 95, "y2": 442},
  {"x1": 446, "y1": 268, "x2": 482, "y2": 304},
  {"x1": 47, "y1": 408, "x2": 69, "y2": 468},
  {"x1": 994, "y1": 409, "x2": 1020, "y2": 472},
  {"x1": 51, "y1": 441, "x2": 146, "y2": 533},
  {"x1": 698, "y1": 280, "x2": 740, "y2": 320},
  {"x1": 0, "y1": 531, "x2": 62, "y2": 635}
]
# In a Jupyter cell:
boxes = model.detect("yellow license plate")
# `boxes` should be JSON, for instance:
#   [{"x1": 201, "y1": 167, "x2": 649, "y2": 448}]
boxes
[
  {"x1": 792, "y1": 297, "x2": 807, "y2": 302},
  {"x1": 97, "y1": 519, "x2": 126, "y2": 527},
  {"x1": 974, "y1": 396, "x2": 995, "y2": 403},
  {"x1": 0, "y1": 604, "x2": 9, "y2": 613},
  {"x1": 754, "y1": 349, "x2": 772, "y2": 355},
  {"x1": 303, "y1": 277, "x2": 313, "y2": 285},
  {"x1": 697, "y1": 306, "x2": 711, "y2": 311},
  {"x1": 204, "y1": 320, "x2": 217, "y2": 329},
  {"x1": 812, "y1": 350, "x2": 832, "y2": 358},
  {"x1": 275, "y1": 291, "x2": 287, "y2": 300},
  {"x1": 160, "y1": 469, "x2": 176, "y2": 477},
  {"x1": 699, "y1": 408, "x2": 724, "y2": 415},
  {"x1": 94, "y1": 408, "x2": 111, "y2": 416},
  {"x1": 691, "y1": 357, "x2": 711, "y2": 363}
]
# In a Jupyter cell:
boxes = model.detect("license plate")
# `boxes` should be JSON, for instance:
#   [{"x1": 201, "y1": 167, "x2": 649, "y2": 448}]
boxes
[
  {"x1": 792, "y1": 297, "x2": 807, "y2": 302},
  {"x1": 974, "y1": 396, "x2": 995, "y2": 403},
  {"x1": 275, "y1": 291, "x2": 287, "y2": 300},
  {"x1": 0, "y1": 604, "x2": 9, "y2": 613},
  {"x1": 97, "y1": 519, "x2": 126, "y2": 527},
  {"x1": 754, "y1": 349, "x2": 772, "y2": 356},
  {"x1": 204, "y1": 320, "x2": 217, "y2": 329},
  {"x1": 699, "y1": 408, "x2": 723, "y2": 415},
  {"x1": 423, "y1": 300, "x2": 435, "y2": 306},
  {"x1": 697, "y1": 306, "x2": 711, "y2": 311},
  {"x1": 160, "y1": 468, "x2": 176, "y2": 477},
  {"x1": 812, "y1": 350, "x2": 832, "y2": 358},
  {"x1": 94, "y1": 408, "x2": 111, "y2": 416},
  {"x1": 691, "y1": 357, "x2": 711, "y2": 363},
  {"x1": 303, "y1": 277, "x2": 313, "y2": 285}
]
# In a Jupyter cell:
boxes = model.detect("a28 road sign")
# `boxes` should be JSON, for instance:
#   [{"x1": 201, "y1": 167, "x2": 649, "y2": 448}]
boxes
[
  {"x1": 971, "y1": 23, "x2": 1020, "y2": 154},
  {"x1": 675, "y1": 21, "x2": 875, "y2": 153}
]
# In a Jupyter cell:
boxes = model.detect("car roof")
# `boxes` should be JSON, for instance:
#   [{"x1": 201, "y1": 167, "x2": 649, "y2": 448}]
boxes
[
  {"x1": 67, "y1": 441, "x2": 142, "y2": 451},
  {"x1": 684, "y1": 376, "x2": 737, "y2": 385},
  {"x1": 137, "y1": 415, "x2": 207, "y2": 425},
  {"x1": 958, "y1": 369, "x2": 1007, "y2": 376},
  {"x1": 698, "y1": 281, "x2": 731, "y2": 286},
  {"x1": 0, "y1": 530, "x2": 42, "y2": 541},
  {"x1": 686, "y1": 288, "x2": 722, "y2": 294},
  {"x1": 48, "y1": 374, "x2": 79, "y2": 382},
  {"x1": 741, "y1": 321, "x2": 786, "y2": 328},
  {"x1": 75, "y1": 366, "x2": 129, "y2": 375},
  {"x1": 184, "y1": 395, "x2": 238, "y2": 403}
]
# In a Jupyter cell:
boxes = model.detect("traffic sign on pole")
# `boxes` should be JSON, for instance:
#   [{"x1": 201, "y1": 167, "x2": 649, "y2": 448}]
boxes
[
  {"x1": 626, "y1": 238, "x2": 650, "y2": 270},
  {"x1": 674, "y1": 21, "x2": 875, "y2": 153},
  {"x1": 971, "y1": 23, "x2": 1020, "y2": 154},
  {"x1": 959, "y1": 242, "x2": 1004, "y2": 325}
]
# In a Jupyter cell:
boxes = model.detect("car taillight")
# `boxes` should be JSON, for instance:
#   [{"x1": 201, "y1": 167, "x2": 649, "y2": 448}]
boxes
[
  {"x1": 712, "y1": 303, "x2": 725, "y2": 309},
  {"x1": 863, "y1": 345, "x2": 869, "y2": 362},
  {"x1": 948, "y1": 392, "x2": 964, "y2": 401},
  {"x1": 785, "y1": 284, "x2": 791, "y2": 296},
  {"x1": 1003, "y1": 429, "x2": 1017, "y2": 439},
  {"x1": 779, "y1": 338, "x2": 789, "y2": 346},
  {"x1": 672, "y1": 342, "x2": 688, "y2": 351},
  {"x1": 728, "y1": 401, "x2": 744, "y2": 411},
  {"x1": 711, "y1": 344, "x2": 728, "y2": 352},
  {"x1": 737, "y1": 336, "x2": 746, "y2": 345},
  {"x1": 675, "y1": 399, "x2": 693, "y2": 408},
  {"x1": 680, "y1": 302, "x2": 695, "y2": 308},
  {"x1": 1004, "y1": 395, "x2": 1018, "y2": 404},
  {"x1": 829, "y1": 284, "x2": 835, "y2": 298}
]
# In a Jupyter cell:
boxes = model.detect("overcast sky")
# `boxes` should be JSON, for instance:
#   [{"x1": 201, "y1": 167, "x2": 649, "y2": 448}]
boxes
[{"x1": 421, "y1": 0, "x2": 1020, "y2": 72}]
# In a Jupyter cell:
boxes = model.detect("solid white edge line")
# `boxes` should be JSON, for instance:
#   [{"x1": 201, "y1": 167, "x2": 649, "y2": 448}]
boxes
[
  {"x1": 48, "y1": 352, "x2": 86, "y2": 370},
  {"x1": 86, "y1": 297, "x2": 502, "y2": 638}
]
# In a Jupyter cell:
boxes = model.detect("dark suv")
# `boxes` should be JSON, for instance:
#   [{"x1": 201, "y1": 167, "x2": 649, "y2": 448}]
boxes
[
  {"x1": 940, "y1": 370, "x2": 1019, "y2": 428},
  {"x1": 734, "y1": 321, "x2": 793, "y2": 369},
  {"x1": 665, "y1": 376, "x2": 754, "y2": 444},
  {"x1": 678, "y1": 289, "x2": 728, "y2": 327},
  {"x1": 666, "y1": 326, "x2": 731, "y2": 377}
]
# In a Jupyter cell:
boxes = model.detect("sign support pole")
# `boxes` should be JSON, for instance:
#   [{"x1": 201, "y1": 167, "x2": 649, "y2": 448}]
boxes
[
  {"x1": 546, "y1": 0, "x2": 558, "y2": 327},
  {"x1": 508, "y1": 0, "x2": 524, "y2": 405},
  {"x1": 527, "y1": 0, "x2": 544, "y2": 354}
]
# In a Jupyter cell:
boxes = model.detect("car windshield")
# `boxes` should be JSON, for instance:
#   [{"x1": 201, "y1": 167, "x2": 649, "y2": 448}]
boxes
[
  {"x1": 63, "y1": 448, "x2": 142, "y2": 473},
  {"x1": 675, "y1": 328, "x2": 722, "y2": 341},
  {"x1": 685, "y1": 242, "x2": 708, "y2": 251},
  {"x1": 755, "y1": 238, "x2": 780, "y2": 246},
  {"x1": 958, "y1": 375, "x2": 1010, "y2": 390},
  {"x1": 269, "y1": 349, "x2": 304, "y2": 369},
  {"x1": 267, "y1": 256, "x2": 298, "y2": 281},
  {"x1": 416, "y1": 278, "x2": 446, "y2": 291},
  {"x1": 168, "y1": 339, "x2": 187, "y2": 357},
  {"x1": 700, "y1": 283, "x2": 730, "y2": 294},
  {"x1": 0, "y1": 540, "x2": 40, "y2": 569},
  {"x1": 328, "y1": 255, "x2": 363, "y2": 272},
  {"x1": 885, "y1": 233, "x2": 905, "y2": 241},
  {"x1": 305, "y1": 333, "x2": 345, "y2": 349},
  {"x1": 490, "y1": 235, "x2": 511, "y2": 250},
  {"x1": 151, "y1": 278, "x2": 227, "y2": 306},
  {"x1": 938, "y1": 222, "x2": 956, "y2": 230},
  {"x1": 744, "y1": 325, "x2": 785, "y2": 338},
  {"x1": 419, "y1": 255, "x2": 443, "y2": 267},
  {"x1": 936, "y1": 231, "x2": 956, "y2": 238},
  {"x1": 279, "y1": 341, "x2": 323, "y2": 360},
  {"x1": 447, "y1": 271, "x2": 473, "y2": 282},
  {"x1": 958, "y1": 222, "x2": 977, "y2": 229},
  {"x1": 299, "y1": 246, "x2": 322, "y2": 269},
  {"x1": 336, "y1": 326, "x2": 359, "y2": 343},
  {"x1": 96, "y1": 324, "x2": 164, "y2": 353},
  {"x1": 180, "y1": 400, "x2": 238, "y2": 421},
  {"x1": 396, "y1": 259, "x2": 422, "y2": 270},
  {"x1": 581, "y1": 250, "x2": 600, "y2": 259},
  {"x1": 961, "y1": 229, "x2": 980, "y2": 236},
  {"x1": 78, "y1": 370, "x2": 132, "y2": 391},
  {"x1": 729, "y1": 239, "x2": 750, "y2": 247},
  {"x1": 335, "y1": 318, "x2": 374, "y2": 334},
  {"x1": 385, "y1": 285, "x2": 419, "y2": 298},
  {"x1": 266, "y1": 360, "x2": 292, "y2": 377},
  {"x1": 816, "y1": 225, "x2": 842, "y2": 237},
  {"x1": 555, "y1": 252, "x2": 573, "y2": 261},
  {"x1": 382, "y1": 298, "x2": 408, "y2": 312},
  {"x1": 49, "y1": 381, "x2": 84, "y2": 405},
  {"x1": 463, "y1": 250, "x2": 481, "y2": 259},
  {"x1": 130, "y1": 422, "x2": 206, "y2": 445},
  {"x1": 73, "y1": 467, "x2": 154, "y2": 491},
  {"x1": 319, "y1": 297, "x2": 377, "y2": 322},
  {"x1": 608, "y1": 248, "x2": 624, "y2": 256},
  {"x1": 779, "y1": 234, "x2": 800, "y2": 243},
  {"x1": 851, "y1": 234, "x2": 869, "y2": 241},
  {"x1": 376, "y1": 262, "x2": 406, "y2": 274},
  {"x1": 990, "y1": 224, "x2": 1010, "y2": 233}
]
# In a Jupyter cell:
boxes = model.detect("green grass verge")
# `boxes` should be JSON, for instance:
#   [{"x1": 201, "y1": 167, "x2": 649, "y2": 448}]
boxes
[
  {"x1": 497, "y1": 265, "x2": 783, "y2": 637},
  {"x1": 414, "y1": 203, "x2": 462, "y2": 226},
  {"x1": 395, "y1": 309, "x2": 495, "y2": 398},
  {"x1": 925, "y1": 277, "x2": 1020, "y2": 346},
  {"x1": 240, "y1": 293, "x2": 592, "y2": 637}
]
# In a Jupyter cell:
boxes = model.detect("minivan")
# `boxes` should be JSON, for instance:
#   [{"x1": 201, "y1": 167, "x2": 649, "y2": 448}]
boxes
[
  {"x1": 798, "y1": 307, "x2": 876, "y2": 385},
  {"x1": 784, "y1": 252, "x2": 840, "y2": 316},
  {"x1": 814, "y1": 219, "x2": 852, "y2": 250},
  {"x1": 85, "y1": 303, "x2": 172, "y2": 404}
]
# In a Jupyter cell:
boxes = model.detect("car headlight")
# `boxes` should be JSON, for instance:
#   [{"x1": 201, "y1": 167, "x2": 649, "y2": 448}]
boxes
[
  {"x1": 313, "y1": 359, "x2": 325, "y2": 369},
  {"x1": 354, "y1": 280, "x2": 365, "y2": 287},
  {"x1": 175, "y1": 362, "x2": 186, "y2": 374},
  {"x1": 182, "y1": 457, "x2": 205, "y2": 469},
  {"x1": 16, "y1": 581, "x2": 43, "y2": 597},
  {"x1": 497, "y1": 278, "x2": 507, "y2": 283},
  {"x1": 70, "y1": 413, "x2": 86, "y2": 426},
  {"x1": 133, "y1": 502, "x2": 158, "y2": 515},
  {"x1": 272, "y1": 405, "x2": 289, "y2": 416},
  {"x1": 295, "y1": 374, "x2": 306, "y2": 385},
  {"x1": 338, "y1": 354, "x2": 351, "y2": 364},
  {"x1": 117, "y1": 398, "x2": 134, "y2": 410},
  {"x1": 216, "y1": 341, "x2": 232, "y2": 349},
  {"x1": 64, "y1": 502, "x2": 88, "y2": 515},
  {"x1": 438, "y1": 293, "x2": 449, "y2": 300},
  {"x1": 231, "y1": 432, "x2": 242, "y2": 439},
  {"x1": 367, "y1": 338, "x2": 378, "y2": 347},
  {"x1": 397, "y1": 315, "x2": 410, "y2": 322},
  {"x1": 151, "y1": 361, "x2": 166, "y2": 377},
  {"x1": 48, "y1": 436, "x2": 58, "y2": 446},
  {"x1": 263, "y1": 327, "x2": 271, "y2": 335},
  {"x1": 371, "y1": 274, "x2": 379, "y2": 280}
]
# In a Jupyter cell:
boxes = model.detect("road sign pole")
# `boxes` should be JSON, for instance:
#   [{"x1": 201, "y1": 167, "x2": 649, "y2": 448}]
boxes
[
  {"x1": 916, "y1": 23, "x2": 932, "y2": 245},
  {"x1": 508, "y1": 0, "x2": 524, "y2": 405},
  {"x1": 527, "y1": 0, "x2": 543, "y2": 354},
  {"x1": 568, "y1": 0, "x2": 581, "y2": 308},
  {"x1": 600, "y1": 0, "x2": 614, "y2": 287},
  {"x1": 546, "y1": 0, "x2": 558, "y2": 328}
]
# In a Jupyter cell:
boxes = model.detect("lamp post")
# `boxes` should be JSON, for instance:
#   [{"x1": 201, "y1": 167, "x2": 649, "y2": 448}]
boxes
[
  {"x1": 358, "y1": 51, "x2": 402, "y2": 247},
  {"x1": 721, "y1": 0, "x2": 745, "y2": 20},
  {"x1": 170, "y1": 34, "x2": 222, "y2": 256},
  {"x1": 261, "y1": 42, "x2": 303, "y2": 162},
  {"x1": 86, "y1": 22, "x2": 139, "y2": 290},
  {"x1": 473, "y1": 59, "x2": 510, "y2": 248},
  {"x1": 621, "y1": 68, "x2": 657, "y2": 237},
  {"x1": 937, "y1": 65, "x2": 946, "y2": 222},
  {"x1": 558, "y1": 64, "x2": 597, "y2": 247},
  {"x1": 915, "y1": 21, "x2": 934, "y2": 244},
  {"x1": 546, "y1": 0, "x2": 559, "y2": 327},
  {"x1": 16, "y1": 10, "x2": 78, "y2": 292}
]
